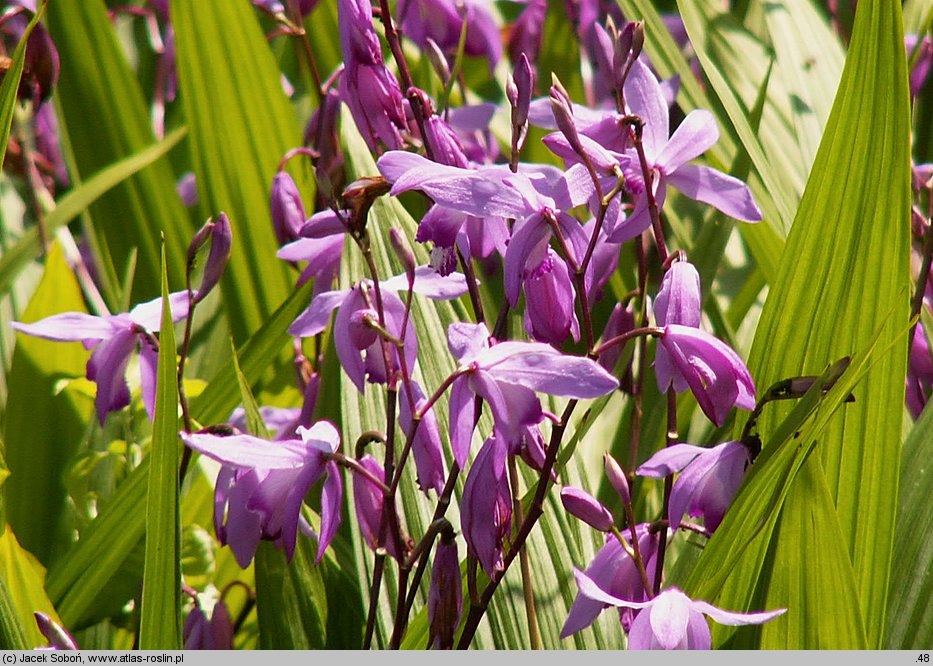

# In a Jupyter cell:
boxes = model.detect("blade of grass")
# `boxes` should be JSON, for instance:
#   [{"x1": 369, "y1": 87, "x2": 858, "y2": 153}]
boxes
[{"x1": 139, "y1": 243, "x2": 182, "y2": 649}]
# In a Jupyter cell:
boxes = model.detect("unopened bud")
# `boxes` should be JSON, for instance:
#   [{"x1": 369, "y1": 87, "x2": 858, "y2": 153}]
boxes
[
  {"x1": 631, "y1": 21, "x2": 645, "y2": 62},
  {"x1": 603, "y1": 453, "x2": 631, "y2": 506},
  {"x1": 34, "y1": 612, "x2": 78, "y2": 650},
  {"x1": 424, "y1": 37, "x2": 451, "y2": 84},
  {"x1": 188, "y1": 213, "x2": 232, "y2": 304},
  {"x1": 428, "y1": 527, "x2": 462, "y2": 649},
  {"x1": 549, "y1": 75, "x2": 586, "y2": 162},
  {"x1": 560, "y1": 486, "x2": 614, "y2": 532},
  {"x1": 389, "y1": 228, "x2": 416, "y2": 286},
  {"x1": 508, "y1": 53, "x2": 534, "y2": 130}
]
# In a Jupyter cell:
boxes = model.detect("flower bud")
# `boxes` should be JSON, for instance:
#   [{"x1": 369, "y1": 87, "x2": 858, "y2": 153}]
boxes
[
  {"x1": 508, "y1": 53, "x2": 534, "y2": 130},
  {"x1": 560, "y1": 486, "x2": 614, "y2": 532},
  {"x1": 34, "y1": 612, "x2": 78, "y2": 650},
  {"x1": 270, "y1": 171, "x2": 307, "y2": 246},
  {"x1": 424, "y1": 37, "x2": 451, "y2": 84},
  {"x1": 428, "y1": 527, "x2": 462, "y2": 649},
  {"x1": 177, "y1": 171, "x2": 199, "y2": 207},
  {"x1": 389, "y1": 228, "x2": 416, "y2": 287},
  {"x1": 549, "y1": 75, "x2": 587, "y2": 167},
  {"x1": 603, "y1": 453, "x2": 630, "y2": 506},
  {"x1": 189, "y1": 213, "x2": 232, "y2": 304}
]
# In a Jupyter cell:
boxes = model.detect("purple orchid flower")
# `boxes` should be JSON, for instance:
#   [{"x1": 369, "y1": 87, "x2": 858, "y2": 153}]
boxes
[
  {"x1": 655, "y1": 324, "x2": 756, "y2": 427},
  {"x1": 460, "y1": 436, "x2": 511, "y2": 577},
  {"x1": 338, "y1": 0, "x2": 409, "y2": 151},
  {"x1": 446, "y1": 321, "x2": 619, "y2": 467},
  {"x1": 572, "y1": 577, "x2": 786, "y2": 649},
  {"x1": 288, "y1": 267, "x2": 469, "y2": 392},
  {"x1": 180, "y1": 421, "x2": 342, "y2": 566},
  {"x1": 12, "y1": 292, "x2": 189, "y2": 425},
  {"x1": 614, "y1": 58, "x2": 762, "y2": 239},
  {"x1": 637, "y1": 441, "x2": 751, "y2": 533},
  {"x1": 561, "y1": 525, "x2": 659, "y2": 638},
  {"x1": 398, "y1": 0, "x2": 502, "y2": 70}
]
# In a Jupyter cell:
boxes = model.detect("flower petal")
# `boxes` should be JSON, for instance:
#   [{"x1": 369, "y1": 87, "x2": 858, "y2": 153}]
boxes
[
  {"x1": 691, "y1": 600, "x2": 787, "y2": 626},
  {"x1": 478, "y1": 342, "x2": 619, "y2": 398},
  {"x1": 380, "y1": 265, "x2": 470, "y2": 300},
  {"x1": 288, "y1": 289, "x2": 348, "y2": 338},
  {"x1": 12, "y1": 312, "x2": 119, "y2": 342},
  {"x1": 655, "y1": 110, "x2": 719, "y2": 173},
  {"x1": 180, "y1": 432, "x2": 310, "y2": 469},
  {"x1": 667, "y1": 165, "x2": 762, "y2": 222}
]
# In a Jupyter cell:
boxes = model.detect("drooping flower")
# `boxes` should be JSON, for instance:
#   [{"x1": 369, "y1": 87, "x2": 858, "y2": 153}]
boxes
[
  {"x1": 398, "y1": 0, "x2": 502, "y2": 70},
  {"x1": 637, "y1": 441, "x2": 751, "y2": 532},
  {"x1": 460, "y1": 436, "x2": 511, "y2": 577},
  {"x1": 12, "y1": 292, "x2": 189, "y2": 425},
  {"x1": 352, "y1": 453, "x2": 401, "y2": 560},
  {"x1": 908, "y1": 321, "x2": 933, "y2": 418},
  {"x1": 180, "y1": 421, "x2": 342, "y2": 566},
  {"x1": 338, "y1": 0, "x2": 409, "y2": 151},
  {"x1": 571, "y1": 577, "x2": 786, "y2": 649},
  {"x1": 287, "y1": 267, "x2": 469, "y2": 392},
  {"x1": 655, "y1": 324, "x2": 756, "y2": 426},
  {"x1": 446, "y1": 321, "x2": 619, "y2": 466},
  {"x1": 561, "y1": 525, "x2": 659, "y2": 638}
]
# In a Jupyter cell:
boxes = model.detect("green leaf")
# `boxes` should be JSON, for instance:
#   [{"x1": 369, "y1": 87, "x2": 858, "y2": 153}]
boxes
[
  {"x1": 230, "y1": 339, "x2": 272, "y2": 439},
  {"x1": 885, "y1": 401, "x2": 933, "y2": 647},
  {"x1": 171, "y1": 0, "x2": 313, "y2": 340},
  {"x1": 254, "y1": 538, "x2": 328, "y2": 649},
  {"x1": 736, "y1": 0, "x2": 910, "y2": 647},
  {"x1": 0, "y1": 127, "x2": 187, "y2": 296},
  {"x1": 3, "y1": 242, "x2": 92, "y2": 566},
  {"x1": 139, "y1": 243, "x2": 182, "y2": 649},
  {"x1": 0, "y1": 575, "x2": 28, "y2": 650},
  {"x1": 0, "y1": 2, "x2": 43, "y2": 170},
  {"x1": 46, "y1": 0, "x2": 192, "y2": 302},
  {"x1": 0, "y1": 526, "x2": 64, "y2": 649}
]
